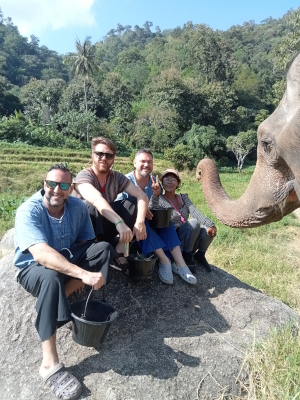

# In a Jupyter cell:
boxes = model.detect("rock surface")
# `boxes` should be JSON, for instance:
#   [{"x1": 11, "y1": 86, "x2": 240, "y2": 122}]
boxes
[
  {"x1": 0, "y1": 250, "x2": 299, "y2": 400},
  {"x1": 0, "y1": 228, "x2": 14, "y2": 258}
]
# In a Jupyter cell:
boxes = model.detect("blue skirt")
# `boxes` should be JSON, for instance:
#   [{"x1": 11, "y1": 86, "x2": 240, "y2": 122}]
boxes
[{"x1": 138, "y1": 220, "x2": 181, "y2": 255}]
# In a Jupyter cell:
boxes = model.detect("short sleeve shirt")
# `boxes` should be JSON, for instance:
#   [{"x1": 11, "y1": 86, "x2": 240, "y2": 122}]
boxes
[
  {"x1": 73, "y1": 168, "x2": 130, "y2": 203},
  {"x1": 115, "y1": 171, "x2": 161, "y2": 201},
  {"x1": 13, "y1": 190, "x2": 95, "y2": 269}
]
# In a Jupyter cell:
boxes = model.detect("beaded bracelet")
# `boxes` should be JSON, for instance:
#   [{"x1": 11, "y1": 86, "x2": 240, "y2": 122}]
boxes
[{"x1": 115, "y1": 219, "x2": 124, "y2": 226}]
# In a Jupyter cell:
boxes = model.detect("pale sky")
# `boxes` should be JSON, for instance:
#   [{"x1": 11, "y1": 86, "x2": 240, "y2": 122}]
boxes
[{"x1": 1, "y1": 0, "x2": 299, "y2": 54}]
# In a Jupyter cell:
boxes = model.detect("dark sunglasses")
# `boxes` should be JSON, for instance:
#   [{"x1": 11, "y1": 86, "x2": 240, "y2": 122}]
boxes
[
  {"x1": 94, "y1": 151, "x2": 115, "y2": 160},
  {"x1": 45, "y1": 180, "x2": 72, "y2": 191}
]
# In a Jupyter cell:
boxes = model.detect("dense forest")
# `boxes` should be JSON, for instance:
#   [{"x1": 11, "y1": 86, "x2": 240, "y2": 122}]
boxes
[{"x1": 0, "y1": 7, "x2": 299, "y2": 169}]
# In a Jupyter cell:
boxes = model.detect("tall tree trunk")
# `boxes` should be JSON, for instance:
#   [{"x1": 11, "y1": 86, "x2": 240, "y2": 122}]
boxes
[{"x1": 83, "y1": 76, "x2": 88, "y2": 113}]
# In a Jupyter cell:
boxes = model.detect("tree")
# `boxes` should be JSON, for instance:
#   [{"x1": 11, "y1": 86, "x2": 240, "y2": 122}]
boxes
[
  {"x1": 58, "y1": 77, "x2": 102, "y2": 116},
  {"x1": 232, "y1": 64, "x2": 262, "y2": 109},
  {"x1": 143, "y1": 68, "x2": 195, "y2": 131},
  {"x1": 160, "y1": 37, "x2": 186, "y2": 72},
  {"x1": 66, "y1": 37, "x2": 98, "y2": 124},
  {"x1": 0, "y1": 76, "x2": 23, "y2": 116},
  {"x1": 0, "y1": 111, "x2": 27, "y2": 142},
  {"x1": 179, "y1": 124, "x2": 226, "y2": 161},
  {"x1": 275, "y1": 8, "x2": 300, "y2": 71},
  {"x1": 185, "y1": 24, "x2": 229, "y2": 82},
  {"x1": 164, "y1": 144, "x2": 196, "y2": 171},
  {"x1": 55, "y1": 110, "x2": 100, "y2": 142},
  {"x1": 226, "y1": 130, "x2": 257, "y2": 172},
  {"x1": 133, "y1": 105, "x2": 180, "y2": 153},
  {"x1": 272, "y1": 80, "x2": 286, "y2": 107},
  {"x1": 235, "y1": 106, "x2": 254, "y2": 132},
  {"x1": 115, "y1": 47, "x2": 150, "y2": 95},
  {"x1": 254, "y1": 109, "x2": 270, "y2": 126},
  {"x1": 20, "y1": 78, "x2": 65, "y2": 123},
  {"x1": 101, "y1": 72, "x2": 132, "y2": 121},
  {"x1": 199, "y1": 81, "x2": 237, "y2": 129}
]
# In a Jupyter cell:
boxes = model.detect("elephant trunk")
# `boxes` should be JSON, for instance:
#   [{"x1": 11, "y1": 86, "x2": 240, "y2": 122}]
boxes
[{"x1": 197, "y1": 157, "x2": 299, "y2": 228}]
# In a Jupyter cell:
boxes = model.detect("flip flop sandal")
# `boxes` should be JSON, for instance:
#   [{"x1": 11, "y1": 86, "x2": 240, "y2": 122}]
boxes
[
  {"x1": 158, "y1": 263, "x2": 173, "y2": 284},
  {"x1": 42, "y1": 363, "x2": 82, "y2": 400},
  {"x1": 172, "y1": 263, "x2": 197, "y2": 285}
]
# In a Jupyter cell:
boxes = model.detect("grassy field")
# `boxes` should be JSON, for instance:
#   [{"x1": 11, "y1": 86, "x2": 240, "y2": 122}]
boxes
[{"x1": 1, "y1": 142, "x2": 300, "y2": 398}]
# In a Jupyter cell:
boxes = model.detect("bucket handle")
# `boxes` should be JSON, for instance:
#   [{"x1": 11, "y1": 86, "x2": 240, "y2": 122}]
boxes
[
  {"x1": 82, "y1": 287, "x2": 93, "y2": 319},
  {"x1": 81, "y1": 275, "x2": 106, "y2": 319},
  {"x1": 129, "y1": 237, "x2": 155, "y2": 255}
]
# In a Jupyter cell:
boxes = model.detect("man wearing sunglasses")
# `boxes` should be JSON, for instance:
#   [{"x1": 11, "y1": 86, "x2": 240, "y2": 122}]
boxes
[
  {"x1": 74, "y1": 136, "x2": 148, "y2": 269},
  {"x1": 14, "y1": 164, "x2": 114, "y2": 400}
]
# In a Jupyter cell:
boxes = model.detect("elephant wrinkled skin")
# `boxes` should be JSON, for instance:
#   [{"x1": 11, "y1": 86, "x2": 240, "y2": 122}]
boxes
[{"x1": 196, "y1": 54, "x2": 300, "y2": 228}]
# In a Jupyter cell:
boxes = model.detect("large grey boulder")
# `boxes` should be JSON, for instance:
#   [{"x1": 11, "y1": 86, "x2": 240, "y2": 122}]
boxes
[
  {"x1": 0, "y1": 253, "x2": 299, "y2": 400},
  {"x1": 0, "y1": 228, "x2": 15, "y2": 258}
]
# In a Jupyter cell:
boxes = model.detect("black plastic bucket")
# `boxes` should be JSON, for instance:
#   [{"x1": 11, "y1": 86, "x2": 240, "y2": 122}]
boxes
[
  {"x1": 128, "y1": 253, "x2": 157, "y2": 280},
  {"x1": 149, "y1": 208, "x2": 173, "y2": 228},
  {"x1": 127, "y1": 239, "x2": 157, "y2": 280},
  {"x1": 70, "y1": 300, "x2": 117, "y2": 347}
]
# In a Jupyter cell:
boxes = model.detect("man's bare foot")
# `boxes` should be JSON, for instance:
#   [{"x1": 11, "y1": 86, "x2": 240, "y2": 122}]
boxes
[{"x1": 39, "y1": 362, "x2": 61, "y2": 380}]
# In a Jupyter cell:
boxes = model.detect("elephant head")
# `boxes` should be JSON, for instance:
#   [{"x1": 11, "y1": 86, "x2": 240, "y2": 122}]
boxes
[{"x1": 196, "y1": 53, "x2": 300, "y2": 228}]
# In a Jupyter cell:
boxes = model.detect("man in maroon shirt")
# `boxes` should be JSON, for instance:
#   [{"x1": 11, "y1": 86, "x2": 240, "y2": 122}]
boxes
[{"x1": 74, "y1": 137, "x2": 148, "y2": 266}]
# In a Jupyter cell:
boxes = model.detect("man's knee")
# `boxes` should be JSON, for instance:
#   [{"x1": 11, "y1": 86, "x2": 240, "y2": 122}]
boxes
[
  {"x1": 124, "y1": 195, "x2": 137, "y2": 207},
  {"x1": 94, "y1": 241, "x2": 115, "y2": 257},
  {"x1": 87, "y1": 241, "x2": 114, "y2": 256},
  {"x1": 28, "y1": 268, "x2": 66, "y2": 299},
  {"x1": 41, "y1": 269, "x2": 65, "y2": 288}
]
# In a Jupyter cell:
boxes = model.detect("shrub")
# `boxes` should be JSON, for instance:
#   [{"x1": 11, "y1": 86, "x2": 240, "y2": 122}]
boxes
[
  {"x1": 0, "y1": 113, "x2": 27, "y2": 142},
  {"x1": 164, "y1": 144, "x2": 196, "y2": 171}
]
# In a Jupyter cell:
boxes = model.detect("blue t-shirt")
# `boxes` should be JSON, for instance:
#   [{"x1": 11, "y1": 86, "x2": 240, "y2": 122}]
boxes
[
  {"x1": 14, "y1": 190, "x2": 95, "y2": 269},
  {"x1": 116, "y1": 171, "x2": 161, "y2": 201}
]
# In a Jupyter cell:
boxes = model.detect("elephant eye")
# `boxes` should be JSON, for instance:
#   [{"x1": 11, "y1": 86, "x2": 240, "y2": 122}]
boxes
[{"x1": 261, "y1": 137, "x2": 272, "y2": 153}]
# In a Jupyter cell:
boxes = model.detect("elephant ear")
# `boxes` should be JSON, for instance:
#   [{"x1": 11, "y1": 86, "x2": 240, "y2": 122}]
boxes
[{"x1": 196, "y1": 54, "x2": 300, "y2": 228}]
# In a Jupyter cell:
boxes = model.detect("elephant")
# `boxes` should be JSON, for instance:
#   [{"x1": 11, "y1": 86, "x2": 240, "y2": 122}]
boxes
[{"x1": 196, "y1": 53, "x2": 300, "y2": 228}]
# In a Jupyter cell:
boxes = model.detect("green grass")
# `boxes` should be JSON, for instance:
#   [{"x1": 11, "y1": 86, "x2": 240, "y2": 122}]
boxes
[
  {"x1": 243, "y1": 324, "x2": 300, "y2": 399},
  {"x1": 0, "y1": 192, "x2": 28, "y2": 236}
]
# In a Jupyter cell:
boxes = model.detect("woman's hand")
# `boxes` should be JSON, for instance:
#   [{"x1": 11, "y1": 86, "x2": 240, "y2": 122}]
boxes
[
  {"x1": 151, "y1": 175, "x2": 161, "y2": 197},
  {"x1": 207, "y1": 227, "x2": 217, "y2": 238},
  {"x1": 146, "y1": 209, "x2": 153, "y2": 220}
]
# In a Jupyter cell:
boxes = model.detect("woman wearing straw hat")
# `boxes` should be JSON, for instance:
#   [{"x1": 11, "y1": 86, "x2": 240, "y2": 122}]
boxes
[{"x1": 149, "y1": 168, "x2": 217, "y2": 273}]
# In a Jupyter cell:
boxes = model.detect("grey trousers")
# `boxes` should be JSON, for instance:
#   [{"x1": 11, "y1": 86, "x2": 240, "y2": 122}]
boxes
[
  {"x1": 177, "y1": 218, "x2": 213, "y2": 253},
  {"x1": 17, "y1": 241, "x2": 114, "y2": 342}
]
